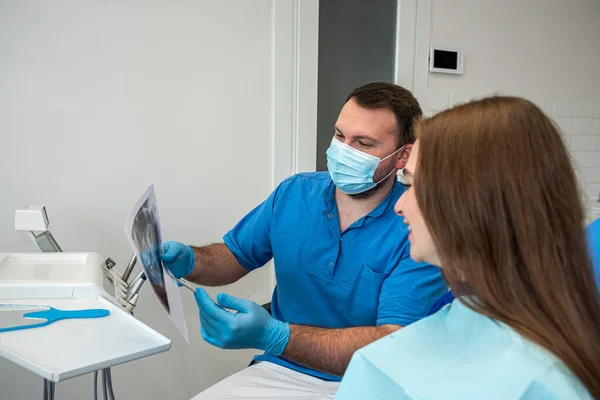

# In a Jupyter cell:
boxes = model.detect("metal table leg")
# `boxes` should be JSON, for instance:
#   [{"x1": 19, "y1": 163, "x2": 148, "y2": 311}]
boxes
[
  {"x1": 41, "y1": 366, "x2": 115, "y2": 400},
  {"x1": 106, "y1": 368, "x2": 116, "y2": 400},
  {"x1": 43, "y1": 379, "x2": 55, "y2": 400},
  {"x1": 101, "y1": 368, "x2": 116, "y2": 400}
]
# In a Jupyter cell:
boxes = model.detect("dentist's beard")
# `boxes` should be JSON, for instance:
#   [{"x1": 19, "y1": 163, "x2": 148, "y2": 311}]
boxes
[{"x1": 349, "y1": 165, "x2": 397, "y2": 200}]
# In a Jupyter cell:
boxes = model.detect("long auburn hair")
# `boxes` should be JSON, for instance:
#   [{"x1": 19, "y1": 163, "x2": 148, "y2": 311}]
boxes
[{"x1": 415, "y1": 96, "x2": 600, "y2": 397}]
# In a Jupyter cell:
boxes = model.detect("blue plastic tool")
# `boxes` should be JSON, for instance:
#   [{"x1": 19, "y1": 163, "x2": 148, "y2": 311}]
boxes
[{"x1": 0, "y1": 305, "x2": 110, "y2": 333}]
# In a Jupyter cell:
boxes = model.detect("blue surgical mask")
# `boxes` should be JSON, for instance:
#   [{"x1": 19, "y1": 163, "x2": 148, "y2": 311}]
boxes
[{"x1": 326, "y1": 138, "x2": 405, "y2": 194}]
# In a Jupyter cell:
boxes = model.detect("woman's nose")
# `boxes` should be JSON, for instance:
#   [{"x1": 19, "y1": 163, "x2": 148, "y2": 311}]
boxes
[{"x1": 394, "y1": 194, "x2": 405, "y2": 216}]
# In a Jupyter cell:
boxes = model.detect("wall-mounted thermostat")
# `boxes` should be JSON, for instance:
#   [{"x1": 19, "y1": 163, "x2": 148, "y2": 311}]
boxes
[{"x1": 429, "y1": 47, "x2": 464, "y2": 74}]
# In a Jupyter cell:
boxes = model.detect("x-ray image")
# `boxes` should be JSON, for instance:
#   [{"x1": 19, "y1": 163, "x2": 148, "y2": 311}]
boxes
[
  {"x1": 125, "y1": 185, "x2": 188, "y2": 342},
  {"x1": 130, "y1": 196, "x2": 169, "y2": 312}
]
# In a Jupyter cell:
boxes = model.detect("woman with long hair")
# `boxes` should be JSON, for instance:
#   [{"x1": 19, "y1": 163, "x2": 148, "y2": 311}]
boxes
[{"x1": 335, "y1": 96, "x2": 600, "y2": 399}]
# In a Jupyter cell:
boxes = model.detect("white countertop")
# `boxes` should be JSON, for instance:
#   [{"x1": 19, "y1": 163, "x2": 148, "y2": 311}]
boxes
[
  {"x1": 0, "y1": 297, "x2": 171, "y2": 382},
  {"x1": 0, "y1": 252, "x2": 172, "y2": 382}
]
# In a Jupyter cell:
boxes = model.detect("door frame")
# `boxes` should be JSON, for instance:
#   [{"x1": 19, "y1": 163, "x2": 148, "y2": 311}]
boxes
[
  {"x1": 395, "y1": 0, "x2": 432, "y2": 99},
  {"x1": 272, "y1": 0, "x2": 319, "y2": 188}
]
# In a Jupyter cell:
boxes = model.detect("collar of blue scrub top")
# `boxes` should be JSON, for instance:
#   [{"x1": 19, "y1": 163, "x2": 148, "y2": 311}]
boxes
[{"x1": 321, "y1": 177, "x2": 403, "y2": 224}]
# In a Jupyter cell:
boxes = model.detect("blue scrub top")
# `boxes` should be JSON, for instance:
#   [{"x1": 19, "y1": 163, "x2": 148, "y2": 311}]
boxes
[
  {"x1": 336, "y1": 298, "x2": 591, "y2": 400},
  {"x1": 223, "y1": 172, "x2": 447, "y2": 381}
]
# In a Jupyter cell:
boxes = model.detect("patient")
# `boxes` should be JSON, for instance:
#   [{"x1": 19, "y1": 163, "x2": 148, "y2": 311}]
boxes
[{"x1": 335, "y1": 96, "x2": 600, "y2": 399}]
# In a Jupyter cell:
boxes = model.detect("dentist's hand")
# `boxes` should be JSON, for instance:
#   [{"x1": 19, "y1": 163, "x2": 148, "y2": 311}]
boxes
[
  {"x1": 195, "y1": 288, "x2": 290, "y2": 355},
  {"x1": 161, "y1": 241, "x2": 195, "y2": 279}
]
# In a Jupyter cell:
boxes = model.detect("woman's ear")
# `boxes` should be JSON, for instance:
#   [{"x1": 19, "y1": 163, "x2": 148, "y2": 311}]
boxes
[{"x1": 395, "y1": 144, "x2": 413, "y2": 170}]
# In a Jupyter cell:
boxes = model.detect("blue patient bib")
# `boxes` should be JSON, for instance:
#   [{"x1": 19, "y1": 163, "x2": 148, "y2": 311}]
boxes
[{"x1": 336, "y1": 299, "x2": 591, "y2": 399}]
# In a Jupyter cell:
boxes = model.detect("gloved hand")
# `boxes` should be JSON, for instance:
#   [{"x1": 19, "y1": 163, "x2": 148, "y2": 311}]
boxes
[
  {"x1": 161, "y1": 241, "x2": 195, "y2": 279},
  {"x1": 194, "y1": 287, "x2": 290, "y2": 355}
]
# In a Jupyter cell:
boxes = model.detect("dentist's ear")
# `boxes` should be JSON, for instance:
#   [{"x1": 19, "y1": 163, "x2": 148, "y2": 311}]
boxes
[{"x1": 395, "y1": 144, "x2": 413, "y2": 170}]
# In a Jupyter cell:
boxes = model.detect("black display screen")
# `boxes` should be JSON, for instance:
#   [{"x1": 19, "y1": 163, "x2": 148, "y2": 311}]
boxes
[{"x1": 433, "y1": 50, "x2": 458, "y2": 70}]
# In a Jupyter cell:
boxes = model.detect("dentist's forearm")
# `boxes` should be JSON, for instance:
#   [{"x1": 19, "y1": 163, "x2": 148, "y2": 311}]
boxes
[
  {"x1": 282, "y1": 324, "x2": 401, "y2": 376},
  {"x1": 186, "y1": 243, "x2": 249, "y2": 286}
]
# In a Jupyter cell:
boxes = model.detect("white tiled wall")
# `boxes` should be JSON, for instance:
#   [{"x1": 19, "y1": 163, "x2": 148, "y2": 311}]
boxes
[
  {"x1": 422, "y1": 97, "x2": 600, "y2": 219},
  {"x1": 551, "y1": 99, "x2": 600, "y2": 203}
]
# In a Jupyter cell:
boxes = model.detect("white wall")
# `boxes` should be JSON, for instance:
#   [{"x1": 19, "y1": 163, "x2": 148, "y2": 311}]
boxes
[
  {"x1": 415, "y1": 0, "x2": 600, "y2": 219},
  {"x1": 0, "y1": 1, "x2": 277, "y2": 399}
]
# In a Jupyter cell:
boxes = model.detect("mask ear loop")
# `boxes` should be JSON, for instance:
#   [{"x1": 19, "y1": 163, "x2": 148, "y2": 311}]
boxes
[
  {"x1": 379, "y1": 144, "x2": 406, "y2": 162},
  {"x1": 374, "y1": 145, "x2": 407, "y2": 185}
]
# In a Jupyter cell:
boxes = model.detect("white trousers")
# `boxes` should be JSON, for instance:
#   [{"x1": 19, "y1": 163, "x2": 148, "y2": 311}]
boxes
[{"x1": 192, "y1": 361, "x2": 340, "y2": 400}]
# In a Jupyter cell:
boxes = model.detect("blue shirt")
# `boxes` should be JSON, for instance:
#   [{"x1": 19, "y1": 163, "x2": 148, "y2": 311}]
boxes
[
  {"x1": 586, "y1": 218, "x2": 600, "y2": 289},
  {"x1": 336, "y1": 298, "x2": 591, "y2": 400},
  {"x1": 223, "y1": 172, "x2": 447, "y2": 381}
]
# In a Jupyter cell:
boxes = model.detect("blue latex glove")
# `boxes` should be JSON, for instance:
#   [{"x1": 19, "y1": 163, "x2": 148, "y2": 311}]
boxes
[
  {"x1": 161, "y1": 241, "x2": 195, "y2": 279},
  {"x1": 194, "y1": 287, "x2": 290, "y2": 355}
]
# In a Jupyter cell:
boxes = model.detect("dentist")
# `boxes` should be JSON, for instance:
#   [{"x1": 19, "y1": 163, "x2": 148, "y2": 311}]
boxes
[{"x1": 162, "y1": 82, "x2": 448, "y2": 399}]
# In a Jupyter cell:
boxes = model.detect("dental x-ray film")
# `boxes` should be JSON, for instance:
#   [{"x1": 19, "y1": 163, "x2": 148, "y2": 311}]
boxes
[{"x1": 125, "y1": 184, "x2": 189, "y2": 342}]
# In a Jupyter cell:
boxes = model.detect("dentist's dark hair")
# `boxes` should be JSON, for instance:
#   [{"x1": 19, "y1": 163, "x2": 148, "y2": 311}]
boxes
[
  {"x1": 415, "y1": 96, "x2": 600, "y2": 397},
  {"x1": 346, "y1": 82, "x2": 422, "y2": 148}
]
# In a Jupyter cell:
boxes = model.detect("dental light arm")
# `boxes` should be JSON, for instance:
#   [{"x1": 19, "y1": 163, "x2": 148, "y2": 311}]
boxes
[{"x1": 14, "y1": 205, "x2": 62, "y2": 252}]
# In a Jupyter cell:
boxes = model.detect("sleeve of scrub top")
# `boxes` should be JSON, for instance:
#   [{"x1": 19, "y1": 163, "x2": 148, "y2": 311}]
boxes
[
  {"x1": 223, "y1": 177, "x2": 293, "y2": 272},
  {"x1": 376, "y1": 253, "x2": 448, "y2": 327}
]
